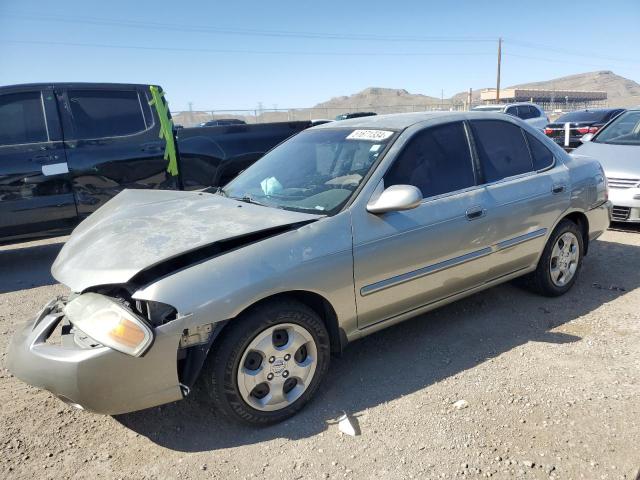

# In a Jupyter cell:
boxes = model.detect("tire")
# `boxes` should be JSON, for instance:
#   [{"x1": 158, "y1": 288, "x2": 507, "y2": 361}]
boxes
[
  {"x1": 524, "y1": 219, "x2": 584, "y2": 297},
  {"x1": 201, "y1": 299, "x2": 330, "y2": 426}
]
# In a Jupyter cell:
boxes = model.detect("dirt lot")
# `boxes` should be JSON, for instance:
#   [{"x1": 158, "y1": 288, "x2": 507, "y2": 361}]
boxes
[{"x1": 1, "y1": 228, "x2": 639, "y2": 480}]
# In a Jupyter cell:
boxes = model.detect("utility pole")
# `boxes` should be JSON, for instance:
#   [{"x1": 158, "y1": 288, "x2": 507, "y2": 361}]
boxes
[
  {"x1": 188, "y1": 101, "x2": 194, "y2": 125},
  {"x1": 496, "y1": 37, "x2": 502, "y2": 103}
]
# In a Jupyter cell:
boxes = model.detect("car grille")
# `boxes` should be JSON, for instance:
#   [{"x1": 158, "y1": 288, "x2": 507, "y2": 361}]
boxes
[
  {"x1": 611, "y1": 206, "x2": 631, "y2": 221},
  {"x1": 607, "y1": 177, "x2": 640, "y2": 189}
]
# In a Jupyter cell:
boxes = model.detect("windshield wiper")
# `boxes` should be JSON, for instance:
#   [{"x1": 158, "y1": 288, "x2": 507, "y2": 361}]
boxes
[{"x1": 229, "y1": 194, "x2": 269, "y2": 207}]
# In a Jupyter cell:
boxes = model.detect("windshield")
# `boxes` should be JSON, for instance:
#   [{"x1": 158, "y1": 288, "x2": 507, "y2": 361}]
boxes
[
  {"x1": 594, "y1": 111, "x2": 640, "y2": 146},
  {"x1": 223, "y1": 128, "x2": 395, "y2": 213},
  {"x1": 556, "y1": 110, "x2": 608, "y2": 123}
]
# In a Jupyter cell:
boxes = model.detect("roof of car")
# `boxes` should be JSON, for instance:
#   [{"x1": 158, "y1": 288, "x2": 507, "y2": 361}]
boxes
[
  {"x1": 561, "y1": 108, "x2": 624, "y2": 113},
  {"x1": 312, "y1": 111, "x2": 511, "y2": 130}
]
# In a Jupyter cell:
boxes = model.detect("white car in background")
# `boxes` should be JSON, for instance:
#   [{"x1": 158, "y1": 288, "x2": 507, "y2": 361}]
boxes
[
  {"x1": 573, "y1": 108, "x2": 640, "y2": 223},
  {"x1": 472, "y1": 103, "x2": 548, "y2": 130}
]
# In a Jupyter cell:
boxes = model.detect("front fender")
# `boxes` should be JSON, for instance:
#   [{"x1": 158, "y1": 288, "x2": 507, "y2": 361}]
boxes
[{"x1": 132, "y1": 211, "x2": 357, "y2": 333}]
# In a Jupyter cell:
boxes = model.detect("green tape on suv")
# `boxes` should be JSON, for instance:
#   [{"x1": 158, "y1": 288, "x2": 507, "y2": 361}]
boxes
[{"x1": 149, "y1": 86, "x2": 178, "y2": 177}]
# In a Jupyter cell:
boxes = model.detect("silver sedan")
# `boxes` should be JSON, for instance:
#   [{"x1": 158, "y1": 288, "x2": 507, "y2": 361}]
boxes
[
  {"x1": 8, "y1": 112, "x2": 610, "y2": 425},
  {"x1": 573, "y1": 108, "x2": 640, "y2": 222}
]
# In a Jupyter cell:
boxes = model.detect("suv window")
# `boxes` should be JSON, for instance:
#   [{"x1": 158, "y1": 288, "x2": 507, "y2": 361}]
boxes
[
  {"x1": 505, "y1": 106, "x2": 518, "y2": 116},
  {"x1": 525, "y1": 132, "x2": 554, "y2": 170},
  {"x1": 67, "y1": 89, "x2": 147, "y2": 140},
  {"x1": 0, "y1": 91, "x2": 48, "y2": 146},
  {"x1": 385, "y1": 122, "x2": 475, "y2": 198},
  {"x1": 470, "y1": 120, "x2": 533, "y2": 182},
  {"x1": 516, "y1": 105, "x2": 531, "y2": 119}
]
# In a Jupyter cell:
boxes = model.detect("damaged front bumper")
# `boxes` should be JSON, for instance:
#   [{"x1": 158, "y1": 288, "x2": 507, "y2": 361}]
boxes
[{"x1": 7, "y1": 297, "x2": 184, "y2": 415}]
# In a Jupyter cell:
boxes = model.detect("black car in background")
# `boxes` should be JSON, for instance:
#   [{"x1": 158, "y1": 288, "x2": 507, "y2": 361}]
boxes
[
  {"x1": 335, "y1": 111, "x2": 377, "y2": 121},
  {"x1": 0, "y1": 82, "x2": 310, "y2": 244},
  {"x1": 544, "y1": 108, "x2": 625, "y2": 148},
  {"x1": 199, "y1": 118, "x2": 246, "y2": 127}
]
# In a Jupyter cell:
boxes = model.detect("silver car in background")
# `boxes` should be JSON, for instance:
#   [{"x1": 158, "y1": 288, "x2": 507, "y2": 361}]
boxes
[
  {"x1": 8, "y1": 112, "x2": 610, "y2": 425},
  {"x1": 573, "y1": 108, "x2": 640, "y2": 222},
  {"x1": 472, "y1": 102, "x2": 548, "y2": 130}
]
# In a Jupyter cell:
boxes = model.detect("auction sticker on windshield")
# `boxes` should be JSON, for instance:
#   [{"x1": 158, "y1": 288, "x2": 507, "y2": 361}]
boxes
[{"x1": 346, "y1": 130, "x2": 394, "y2": 141}]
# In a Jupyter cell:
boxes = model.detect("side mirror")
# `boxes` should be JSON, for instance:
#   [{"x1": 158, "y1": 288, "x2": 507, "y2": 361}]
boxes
[
  {"x1": 367, "y1": 184, "x2": 423, "y2": 214},
  {"x1": 580, "y1": 133, "x2": 594, "y2": 143}
]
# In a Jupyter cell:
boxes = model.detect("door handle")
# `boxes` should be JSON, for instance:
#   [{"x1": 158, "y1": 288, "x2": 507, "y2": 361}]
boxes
[
  {"x1": 141, "y1": 143, "x2": 164, "y2": 153},
  {"x1": 29, "y1": 154, "x2": 54, "y2": 164},
  {"x1": 552, "y1": 184, "x2": 566, "y2": 194},
  {"x1": 466, "y1": 206, "x2": 485, "y2": 220}
]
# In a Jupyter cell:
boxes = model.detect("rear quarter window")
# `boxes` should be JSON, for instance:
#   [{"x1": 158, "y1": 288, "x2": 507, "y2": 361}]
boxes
[
  {"x1": 525, "y1": 132, "x2": 555, "y2": 170},
  {"x1": 67, "y1": 89, "x2": 147, "y2": 140},
  {"x1": 0, "y1": 91, "x2": 48, "y2": 146},
  {"x1": 470, "y1": 120, "x2": 533, "y2": 182}
]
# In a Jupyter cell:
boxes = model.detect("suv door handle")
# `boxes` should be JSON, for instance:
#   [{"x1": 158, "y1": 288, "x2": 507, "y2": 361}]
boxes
[
  {"x1": 552, "y1": 184, "x2": 566, "y2": 194},
  {"x1": 141, "y1": 143, "x2": 164, "y2": 153},
  {"x1": 466, "y1": 206, "x2": 486, "y2": 220}
]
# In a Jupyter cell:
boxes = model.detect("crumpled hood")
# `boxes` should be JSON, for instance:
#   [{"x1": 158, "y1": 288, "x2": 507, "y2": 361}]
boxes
[
  {"x1": 53, "y1": 189, "x2": 320, "y2": 292},
  {"x1": 573, "y1": 141, "x2": 640, "y2": 177}
]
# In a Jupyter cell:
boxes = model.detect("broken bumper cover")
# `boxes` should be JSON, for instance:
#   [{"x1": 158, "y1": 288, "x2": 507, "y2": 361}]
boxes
[{"x1": 7, "y1": 299, "x2": 184, "y2": 415}]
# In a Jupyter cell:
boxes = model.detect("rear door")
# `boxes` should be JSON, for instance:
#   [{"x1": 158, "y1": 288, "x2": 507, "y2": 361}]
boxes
[
  {"x1": 0, "y1": 87, "x2": 77, "y2": 241},
  {"x1": 58, "y1": 86, "x2": 176, "y2": 217},
  {"x1": 469, "y1": 119, "x2": 569, "y2": 277}
]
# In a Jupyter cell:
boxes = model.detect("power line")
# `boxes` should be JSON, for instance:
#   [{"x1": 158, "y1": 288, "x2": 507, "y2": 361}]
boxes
[
  {"x1": 2, "y1": 39, "x2": 496, "y2": 57},
  {"x1": 3, "y1": 12, "x2": 497, "y2": 43},
  {"x1": 503, "y1": 52, "x2": 636, "y2": 69},
  {"x1": 504, "y1": 38, "x2": 640, "y2": 64}
]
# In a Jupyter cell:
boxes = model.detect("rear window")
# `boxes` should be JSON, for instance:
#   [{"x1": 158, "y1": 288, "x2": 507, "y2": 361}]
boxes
[
  {"x1": 67, "y1": 89, "x2": 147, "y2": 140},
  {"x1": 0, "y1": 91, "x2": 48, "y2": 146},
  {"x1": 556, "y1": 110, "x2": 609, "y2": 123},
  {"x1": 470, "y1": 120, "x2": 533, "y2": 182}
]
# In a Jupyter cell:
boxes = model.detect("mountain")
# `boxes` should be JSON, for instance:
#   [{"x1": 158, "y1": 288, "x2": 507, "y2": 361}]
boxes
[
  {"x1": 313, "y1": 87, "x2": 443, "y2": 114},
  {"x1": 451, "y1": 70, "x2": 640, "y2": 107}
]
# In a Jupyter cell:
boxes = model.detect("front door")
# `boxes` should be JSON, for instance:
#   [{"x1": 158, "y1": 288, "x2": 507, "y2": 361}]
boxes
[
  {"x1": 0, "y1": 88, "x2": 77, "y2": 241},
  {"x1": 352, "y1": 121, "x2": 495, "y2": 329}
]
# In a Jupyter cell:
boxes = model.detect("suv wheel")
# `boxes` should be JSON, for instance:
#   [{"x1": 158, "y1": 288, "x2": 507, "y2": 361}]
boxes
[
  {"x1": 526, "y1": 219, "x2": 584, "y2": 297},
  {"x1": 201, "y1": 299, "x2": 330, "y2": 425}
]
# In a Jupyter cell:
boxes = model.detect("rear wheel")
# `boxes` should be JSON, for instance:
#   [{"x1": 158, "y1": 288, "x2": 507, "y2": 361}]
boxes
[
  {"x1": 201, "y1": 299, "x2": 330, "y2": 425},
  {"x1": 524, "y1": 219, "x2": 584, "y2": 297}
]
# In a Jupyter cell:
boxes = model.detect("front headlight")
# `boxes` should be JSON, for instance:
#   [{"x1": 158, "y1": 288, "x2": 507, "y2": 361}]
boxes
[{"x1": 64, "y1": 293, "x2": 153, "y2": 357}]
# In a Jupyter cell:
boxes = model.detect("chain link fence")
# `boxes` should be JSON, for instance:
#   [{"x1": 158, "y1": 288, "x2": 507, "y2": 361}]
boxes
[{"x1": 171, "y1": 103, "x2": 472, "y2": 127}]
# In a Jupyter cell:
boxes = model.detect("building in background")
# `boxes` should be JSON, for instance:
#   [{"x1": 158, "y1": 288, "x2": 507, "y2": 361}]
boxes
[{"x1": 480, "y1": 88, "x2": 607, "y2": 111}]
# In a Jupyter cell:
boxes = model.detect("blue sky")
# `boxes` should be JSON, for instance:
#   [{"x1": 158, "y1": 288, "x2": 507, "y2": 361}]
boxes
[{"x1": 1, "y1": 0, "x2": 638, "y2": 111}]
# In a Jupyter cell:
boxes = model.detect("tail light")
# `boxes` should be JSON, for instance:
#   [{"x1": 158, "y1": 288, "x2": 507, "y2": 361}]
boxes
[
  {"x1": 578, "y1": 126, "x2": 600, "y2": 135},
  {"x1": 544, "y1": 128, "x2": 553, "y2": 135}
]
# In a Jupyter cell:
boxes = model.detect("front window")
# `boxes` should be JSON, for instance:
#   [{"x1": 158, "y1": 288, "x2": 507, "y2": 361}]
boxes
[
  {"x1": 593, "y1": 111, "x2": 640, "y2": 146},
  {"x1": 223, "y1": 128, "x2": 395, "y2": 213}
]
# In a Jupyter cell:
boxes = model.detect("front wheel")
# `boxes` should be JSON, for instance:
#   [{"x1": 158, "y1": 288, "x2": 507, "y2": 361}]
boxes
[
  {"x1": 525, "y1": 219, "x2": 584, "y2": 297},
  {"x1": 201, "y1": 299, "x2": 330, "y2": 425}
]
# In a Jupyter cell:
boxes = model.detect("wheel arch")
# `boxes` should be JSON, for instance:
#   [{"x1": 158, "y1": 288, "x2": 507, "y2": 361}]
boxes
[
  {"x1": 236, "y1": 290, "x2": 347, "y2": 355},
  {"x1": 560, "y1": 210, "x2": 590, "y2": 255}
]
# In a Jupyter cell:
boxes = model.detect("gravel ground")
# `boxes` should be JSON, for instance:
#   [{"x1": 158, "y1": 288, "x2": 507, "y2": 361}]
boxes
[{"x1": 1, "y1": 228, "x2": 639, "y2": 480}]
